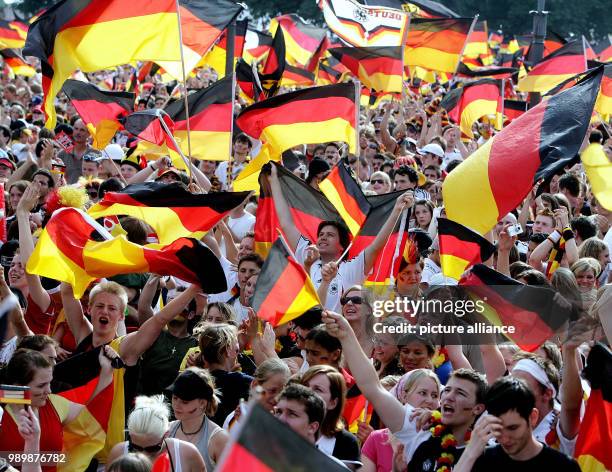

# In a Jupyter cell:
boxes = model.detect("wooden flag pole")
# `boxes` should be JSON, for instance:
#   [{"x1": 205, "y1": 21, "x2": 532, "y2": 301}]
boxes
[{"x1": 157, "y1": 111, "x2": 193, "y2": 173}]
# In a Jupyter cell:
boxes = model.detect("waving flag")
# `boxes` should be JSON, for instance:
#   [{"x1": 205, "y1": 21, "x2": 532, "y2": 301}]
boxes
[
  {"x1": 62, "y1": 79, "x2": 134, "y2": 150},
  {"x1": 88, "y1": 182, "x2": 248, "y2": 245},
  {"x1": 443, "y1": 67, "x2": 602, "y2": 235},
  {"x1": 404, "y1": 17, "x2": 474, "y2": 73},
  {"x1": 329, "y1": 45, "x2": 404, "y2": 93},
  {"x1": 0, "y1": 19, "x2": 26, "y2": 49},
  {"x1": 269, "y1": 14, "x2": 327, "y2": 67},
  {"x1": 440, "y1": 78, "x2": 504, "y2": 138},
  {"x1": 319, "y1": 0, "x2": 409, "y2": 47},
  {"x1": 518, "y1": 40, "x2": 587, "y2": 93},
  {"x1": 236, "y1": 83, "x2": 358, "y2": 154},
  {"x1": 243, "y1": 27, "x2": 273, "y2": 64},
  {"x1": 581, "y1": 143, "x2": 612, "y2": 211},
  {"x1": 464, "y1": 20, "x2": 488, "y2": 58},
  {"x1": 200, "y1": 19, "x2": 247, "y2": 77},
  {"x1": 0, "y1": 48, "x2": 36, "y2": 77}
]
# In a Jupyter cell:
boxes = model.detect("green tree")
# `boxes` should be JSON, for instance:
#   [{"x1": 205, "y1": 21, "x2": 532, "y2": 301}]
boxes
[{"x1": 243, "y1": 0, "x2": 323, "y2": 24}]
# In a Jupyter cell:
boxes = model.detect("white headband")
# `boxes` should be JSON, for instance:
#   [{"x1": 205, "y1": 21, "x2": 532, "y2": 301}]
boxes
[{"x1": 512, "y1": 358, "x2": 557, "y2": 398}]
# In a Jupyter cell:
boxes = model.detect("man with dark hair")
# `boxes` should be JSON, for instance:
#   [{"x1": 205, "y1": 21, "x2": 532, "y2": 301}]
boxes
[
  {"x1": 570, "y1": 216, "x2": 597, "y2": 246},
  {"x1": 228, "y1": 253, "x2": 263, "y2": 322},
  {"x1": 274, "y1": 383, "x2": 326, "y2": 443},
  {"x1": 455, "y1": 377, "x2": 580, "y2": 471},
  {"x1": 59, "y1": 118, "x2": 93, "y2": 183},
  {"x1": 268, "y1": 164, "x2": 414, "y2": 311},
  {"x1": 558, "y1": 173, "x2": 581, "y2": 212},
  {"x1": 215, "y1": 133, "x2": 252, "y2": 190},
  {"x1": 324, "y1": 142, "x2": 341, "y2": 166},
  {"x1": 393, "y1": 165, "x2": 419, "y2": 191}
]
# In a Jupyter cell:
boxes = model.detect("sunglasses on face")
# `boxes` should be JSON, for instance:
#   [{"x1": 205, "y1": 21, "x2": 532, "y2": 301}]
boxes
[
  {"x1": 341, "y1": 296, "x2": 364, "y2": 306},
  {"x1": 128, "y1": 440, "x2": 164, "y2": 454},
  {"x1": 370, "y1": 179, "x2": 385, "y2": 185}
]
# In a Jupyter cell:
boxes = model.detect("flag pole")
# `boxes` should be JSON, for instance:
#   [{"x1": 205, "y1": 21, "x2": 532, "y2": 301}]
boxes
[
  {"x1": 388, "y1": 208, "x2": 408, "y2": 286},
  {"x1": 174, "y1": 0, "x2": 194, "y2": 185},
  {"x1": 157, "y1": 112, "x2": 193, "y2": 173},
  {"x1": 227, "y1": 58, "x2": 237, "y2": 186},
  {"x1": 354, "y1": 80, "x2": 361, "y2": 180},
  {"x1": 400, "y1": 12, "x2": 411, "y2": 124},
  {"x1": 454, "y1": 15, "x2": 479, "y2": 80}
]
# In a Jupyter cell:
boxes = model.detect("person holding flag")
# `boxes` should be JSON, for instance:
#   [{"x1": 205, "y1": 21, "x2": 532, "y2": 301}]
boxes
[{"x1": 266, "y1": 163, "x2": 414, "y2": 312}]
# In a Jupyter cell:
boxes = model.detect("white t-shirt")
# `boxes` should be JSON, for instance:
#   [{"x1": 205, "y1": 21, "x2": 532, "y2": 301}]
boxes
[
  {"x1": 395, "y1": 403, "x2": 437, "y2": 462},
  {"x1": 215, "y1": 160, "x2": 248, "y2": 190},
  {"x1": 533, "y1": 408, "x2": 577, "y2": 457},
  {"x1": 227, "y1": 212, "x2": 255, "y2": 241},
  {"x1": 207, "y1": 255, "x2": 237, "y2": 303},
  {"x1": 294, "y1": 236, "x2": 366, "y2": 312},
  {"x1": 421, "y1": 258, "x2": 441, "y2": 285}
]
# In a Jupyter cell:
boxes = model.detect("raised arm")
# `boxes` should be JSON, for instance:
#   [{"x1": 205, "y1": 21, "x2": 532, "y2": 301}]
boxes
[
  {"x1": 267, "y1": 164, "x2": 301, "y2": 250},
  {"x1": 363, "y1": 192, "x2": 414, "y2": 275},
  {"x1": 322, "y1": 310, "x2": 406, "y2": 433},
  {"x1": 496, "y1": 225, "x2": 516, "y2": 276},
  {"x1": 558, "y1": 341, "x2": 583, "y2": 441},
  {"x1": 17, "y1": 183, "x2": 51, "y2": 312},
  {"x1": 8, "y1": 152, "x2": 37, "y2": 186},
  {"x1": 60, "y1": 282, "x2": 92, "y2": 345},
  {"x1": 120, "y1": 284, "x2": 199, "y2": 365},
  {"x1": 137, "y1": 274, "x2": 161, "y2": 324},
  {"x1": 380, "y1": 102, "x2": 398, "y2": 154}
]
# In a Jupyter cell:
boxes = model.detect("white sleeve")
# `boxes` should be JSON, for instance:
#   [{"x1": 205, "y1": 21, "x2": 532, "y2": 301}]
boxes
[
  {"x1": 340, "y1": 251, "x2": 366, "y2": 286},
  {"x1": 393, "y1": 404, "x2": 432, "y2": 463},
  {"x1": 293, "y1": 236, "x2": 312, "y2": 265},
  {"x1": 556, "y1": 419, "x2": 577, "y2": 457}
]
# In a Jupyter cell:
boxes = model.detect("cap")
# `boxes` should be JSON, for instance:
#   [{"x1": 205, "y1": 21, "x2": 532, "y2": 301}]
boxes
[
  {"x1": 30, "y1": 95, "x2": 43, "y2": 106},
  {"x1": 417, "y1": 143, "x2": 444, "y2": 158},
  {"x1": 120, "y1": 154, "x2": 144, "y2": 171},
  {"x1": 166, "y1": 370, "x2": 213, "y2": 401},
  {"x1": 0, "y1": 157, "x2": 16, "y2": 171},
  {"x1": 102, "y1": 143, "x2": 125, "y2": 161},
  {"x1": 156, "y1": 167, "x2": 189, "y2": 185}
]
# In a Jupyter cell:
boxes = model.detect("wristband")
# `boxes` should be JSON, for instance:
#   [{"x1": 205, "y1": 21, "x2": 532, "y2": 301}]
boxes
[
  {"x1": 548, "y1": 230, "x2": 561, "y2": 244},
  {"x1": 562, "y1": 228, "x2": 575, "y2": 241}
]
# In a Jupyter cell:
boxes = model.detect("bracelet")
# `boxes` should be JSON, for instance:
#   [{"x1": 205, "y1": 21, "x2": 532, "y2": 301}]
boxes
[
  {"x1": 548, "y1": 230, "x2": 561, "y2": 244},
  {"x1": 562, "y1": 228, "x2": 575, "y2": 241}
]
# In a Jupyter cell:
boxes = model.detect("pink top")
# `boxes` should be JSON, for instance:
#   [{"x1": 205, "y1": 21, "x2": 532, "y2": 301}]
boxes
[{"x1": 361, "y1": 428, "x2": 394, "y2": 472}]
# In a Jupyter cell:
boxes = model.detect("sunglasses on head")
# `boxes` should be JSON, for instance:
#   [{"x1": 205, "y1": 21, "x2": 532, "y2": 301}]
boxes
[
  {"x1": 341, "y1": 295, "x2": 364, "y2": 306},
  {"x1": 370, "y1": 179, "x2": 385, "y2": 185},
  {"x1": 127, "y1": 439, "x2": 164, "y2": 454}
]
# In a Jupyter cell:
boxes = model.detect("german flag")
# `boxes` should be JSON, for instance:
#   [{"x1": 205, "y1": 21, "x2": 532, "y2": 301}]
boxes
[
  {"x1": 456, "y1": 62, "x2": 517, "y2": 79},
  {"x1": 518, "y1": 40, "x2": 587, "y2": 93},
  {"x1": 280, "y1": 63, "x2": 315, "y2": 87},
  {"x1": 0, "y1": 48, "x2": 36, "y2": 77},
  {"x1": 319, "y1": 162, "x2": 370, "y2": 237},
  {"x1": 503, "y1": 99, "x2": 528, "y2": 124},
  {"x1": 343, "y1": 387, "x2": 373, "y2": 433},
  {"x1": 404, "y1": 17, "x2": 474, "y2": 73},
  {"x1": 217, "y1": 403, "x2": 346, "y2": 471},
  {"x1": 440, "y1": 78, "x2": 504, "y2": 138},
  {"x1": 269, "y1": 14, "x2": 327, "y2": 67},
  {"x1": 154, "y1": 0, "x2": 244, "y2": 80},
  {"x1": 581, "y1": 143, "x2": 612, "y2": 212},
  {"x1": 328, "y1": 45, "x2": 404, "y2": 93},
  {"x1": 464, "y1": 20, "x2": 488, "y2": 58},
  {"x1": 251, "y1": 239, "x2": 320, "y2": 326},
  {"x1": 88, "y1": 182, "x2": 249, "y2": 245},
  {"x1": 254, "y1": 162, "x2": 342, "y2": 257},
  {"x1": 27, "y1": 207, "x2": 227, "y2": 299},
  {"x1": 397, "y1": 0, "x2": 459, "y2": 19},
  {"x1": 438, "y1": 218, "x2": 495, "y2": 281},
  {"x1": 243, "y1": 27, "x2": 273, "y2": 64},
  {"x1": 318, "y1": 0, "x2": 409, "y2": 48},
  {"x1": 236, "y1": 58, "x2": 263, "y2": 103},
  {"x1": 259, "y1": 26, "x2": 286, "y2": 97},
  {"x1": 236, "y1": 82, "x2": 358, "y2": 154},
  {"x1": 598, "y1": 38, "x2": 612, "y2": 63},
  {"x1": 50, "y1": 347, "x2": 115, "y2": 471},
  {"x1": 596, "y1": 64, "x2": 612, "y2": 115},
  {"x1": 544, "y1": 29, "x2": 567, "y2": 56},
  {"x1": 348, "y1": 191, "x2": 409, "y2": 287},
  {"x1": 163, "y1": 76, "x2": 233, "y2": 161},
  {"x1": 317, "y1": 57, "x2": 347, "y2": 85},
  {"x1": 199, "y1": 19, "x2": 247, "y2": 78},
  {"x1": 123, "y1": 109, "x2": 178, "y2": 154},
  {"x1": 62, "y1": 79, "x2": 134, "y2": 150},
  {"x1": 575, "y1": 343, "x2": 612, "y2": 472},
  {"x1": 460, "y1": 264, "x2": 573, "y2": 351},
  {"x1": 0, "y1": 19, "x2": 26, "y2": 49},
  {"x1": 442, "y1": 67, "x2": 602, "y2": 235}
]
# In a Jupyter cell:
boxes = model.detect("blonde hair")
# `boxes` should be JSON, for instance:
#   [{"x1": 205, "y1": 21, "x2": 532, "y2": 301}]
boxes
[
  {"x1": 127, "y1": 395, "x2": 170, "y2": 439},
  {"x1": 253, "y1": 358, "x2": 291, "y2": 384},
  {"x1": 370, "y1": 171, "x2": 392, "y2": 191},
  {"x1": 198, "y1": 323, "x2": 238, "y2": 365},
  {"x1": 579, "y1": 237, "x2": 608, "y2": 261},
  {"x1": 571, "y1": 257, "x2": 602, "y2": 278},
  {"x1": 89, "y1": 281, "x2": 128, "y2": 313}
]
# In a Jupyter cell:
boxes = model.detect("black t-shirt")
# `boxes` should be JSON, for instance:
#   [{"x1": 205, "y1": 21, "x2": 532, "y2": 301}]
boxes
[
  {"x1": 210, "y1": 369, "x2": 253, "y2": 426},
  {"x1": 472, "y1": 444, "x2": 581, "y2": 472},
  {"x1": 409, "y1": 435, "x2": 464, "y2": 472}
]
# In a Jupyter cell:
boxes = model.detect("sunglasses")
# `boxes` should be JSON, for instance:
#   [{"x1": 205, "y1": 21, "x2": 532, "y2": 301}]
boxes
[
  {"x1": 341, "y1": 296, "x2": 364, "y2": 306},
  {"x1": 128, "y1": 440, "x2": 164, "y2": 454},
  {"x1": 370, "y1": 179, "x2": 385, "y2": 185}
]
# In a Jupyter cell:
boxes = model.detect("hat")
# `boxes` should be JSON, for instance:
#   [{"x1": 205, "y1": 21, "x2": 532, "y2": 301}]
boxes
[
  {"x1": 417, "y1": 143, "x2": 444, "y2": 159},
  {"x1": 157, "y1": 167, "x2": 189, "y2": 185},
  {"x1": 0, "y1": 157, "x2": 15, "y2": 171},
  {"x1": 306, "y1": 157, "x2": 330, "y2": 183},
  {"x1": 101, "y1": 143, "x2": 125, "y2": 161},
  {"x1": 120, "y1": 154, "x2": 144, "y2": 171},
  {"x1": 166, "y1": 370, "x2": 213, "y2": 401},
  {"x1": 83, "y1": 150, "x2": 103, "y2": 162},
  {"x1": 31, "y1": 95, "x2": 43, "y2": 106}
]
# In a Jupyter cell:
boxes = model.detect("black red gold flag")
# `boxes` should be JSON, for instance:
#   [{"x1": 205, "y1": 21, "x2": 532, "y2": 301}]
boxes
[{"x1": 268, "y1": 14, "x2": 327, "y2": 67}]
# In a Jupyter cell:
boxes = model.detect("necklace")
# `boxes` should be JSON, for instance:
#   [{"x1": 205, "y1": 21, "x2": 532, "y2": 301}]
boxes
[
  {"x1": 429, "y1": 410, "x2": 471, "y2": 472},
  {"x1": 180, "y1": 415, "x2": 206, "y2": 436}
]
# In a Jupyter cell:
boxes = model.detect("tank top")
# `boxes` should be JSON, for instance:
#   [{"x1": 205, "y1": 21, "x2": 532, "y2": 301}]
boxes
[
  {"x1": 168, "y1": 417, "x2": 222, "y2": 472},
  {"x1": 122, "y1": 438, "x2": 182, "y2": 472}
]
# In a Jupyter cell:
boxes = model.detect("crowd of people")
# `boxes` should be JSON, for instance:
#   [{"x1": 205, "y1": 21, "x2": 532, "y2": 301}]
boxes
[{"x1": 0, "y1": 45, "x2": 610, "y2": 472}]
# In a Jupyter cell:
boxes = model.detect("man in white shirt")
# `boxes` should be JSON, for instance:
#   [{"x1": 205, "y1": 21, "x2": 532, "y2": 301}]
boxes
[
  {"x1": 267, "y1": 164, "x2": 414, "y2": 311},
  {"x1": 215, "y1": 133, "x2": 252, "y2": 190}
]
